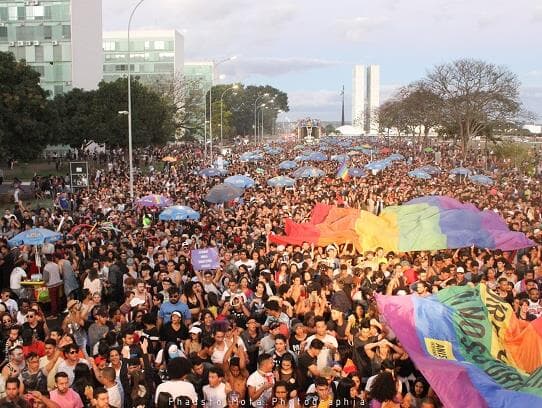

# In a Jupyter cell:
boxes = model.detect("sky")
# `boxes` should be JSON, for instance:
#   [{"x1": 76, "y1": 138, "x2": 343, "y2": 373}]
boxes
[{"x1": 103, "y1": 0, "x2": 542, "y2": 123}]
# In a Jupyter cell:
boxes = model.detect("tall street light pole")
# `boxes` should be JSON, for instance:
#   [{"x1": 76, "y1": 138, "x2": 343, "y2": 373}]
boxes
[
  {"x1": 253, "y1": 93, "x2": 269, "y2": 145},
  {"x1": 127, "y1": 0, "x2": 146, "y2": 200},
  {"x1": 260, "y1": 99, "x2": 274, "y2": 144},
  {"x1": 209, "y1": 56, "x2": 237, "y2": 166},
  {"x1": 220, "y1": 84, "x2": 239, "y2": 147}
]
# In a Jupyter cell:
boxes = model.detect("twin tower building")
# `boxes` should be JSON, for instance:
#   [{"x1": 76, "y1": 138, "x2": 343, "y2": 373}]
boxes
[{"x1": 352, "y1": 64, "x2": 380, "y2": 135}]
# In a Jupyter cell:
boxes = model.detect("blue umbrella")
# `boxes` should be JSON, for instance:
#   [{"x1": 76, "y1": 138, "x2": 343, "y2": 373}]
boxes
[
  {"x1": 408, "y1": 170, "x2": 432, "y2": 180},
  {"x1": 240, "y1": 152, "x2": 263, "y2": 162},
  {"x1": 388, "y1": 153, "x2": 405, "y2": 161},
  {"x1": 292, "y1": 166, "x2": 325, "y2": 179},
  {"x1": 199, "y1": 168, "x2": 224, "y2": 177},
  {"x1": 267, "y1": 176, "x2": 296, "y2": 187},
  {"x1": 264, "y1": 147, "x2": 282, "y2": 155},
  {"x1": 294, "y1": 155, "x2": 310, "y2": 162},
  {"x1": 278, "y1": 160, "x2": 297, "y2": 170},
  {"x1": 8, "y1": 228, "x2": 62, "y2": 247},
  {"x1": 205, "y1": 183, "x2": 244, "y2": 203},
  {"x1": 365, "y1": 161, "x2": 389, "y2": 171},
  {"x1": 136, "y1": 194, "x2": 173, "y2": 208},
  {"x1": 159, "y1": 206, "x2": 200, "y2": 221},
  {"x1": 308, "y1": 152, "x2": 327, "y2": 162},
  {"x1": 348, "y1": 167, "x2": 367, "y2": 178},
  {"x1": 224, "y1": 175, "x2": 255, "y2": 189},
  {"x1": 319, "y1": 145, "x2": 332, "y2": 152},
  {"x1": 361, "y1": 148, "x2": 375, "y2": 155},
  {"x1": 469, "y1": 174, "x2": 494, "y2": 186},
  {"x1": 331, "y1": 154, "x2": 349, "y2": 162},
  {"x1": 418, "y1": 165, "x2": 441, "y2": 175},
  {"x1": 450, "y1": 167, "x2": 472, "y2": 176}
]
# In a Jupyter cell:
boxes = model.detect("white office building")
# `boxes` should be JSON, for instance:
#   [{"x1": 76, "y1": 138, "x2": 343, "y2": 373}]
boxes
[
  {"x1": 351, "y1": 64, "x2": 380, "y2": 134},
  {"x1": 0, "y1": 0, "x2": 103, "y2": 96}
]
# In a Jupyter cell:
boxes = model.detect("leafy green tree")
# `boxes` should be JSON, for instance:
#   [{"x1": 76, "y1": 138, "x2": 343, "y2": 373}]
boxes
[{"x1": 0, "y1": 52, "x2": 52, "y2": 160}]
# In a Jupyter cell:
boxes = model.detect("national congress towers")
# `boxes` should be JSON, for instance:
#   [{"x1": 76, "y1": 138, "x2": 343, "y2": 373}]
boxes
[{"x1": 352, "y1": 64, "x2": 380, "y2": 134}]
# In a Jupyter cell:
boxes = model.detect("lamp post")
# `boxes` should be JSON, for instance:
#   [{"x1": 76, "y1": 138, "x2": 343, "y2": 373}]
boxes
[
  {"x1": 126, "y1": 0, "x2": 146, "y2": 200},
  {"x1": 260, "y1": 99, "x2": 274, "y2": 143},
  {"x1": 209, "y1": 56, "x2": 237, "y2": 165},
  {"x1": 220, "y1": 84, "x2": 239, "y2": 147},
  {"x1": 253, "y1": 93, "x2": 269, "y2": 145},
  {"x1": 256, "y1": 103, "x2": 266, "y2": 144}
]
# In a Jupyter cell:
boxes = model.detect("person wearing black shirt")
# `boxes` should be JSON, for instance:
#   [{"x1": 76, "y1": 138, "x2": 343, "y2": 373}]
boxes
[
  {"x1": 159, "y1": 311, "x2": 188, "y2": 344},
  {"x1": 297, "y1": 338, "x2": 324, "y2": 393}
]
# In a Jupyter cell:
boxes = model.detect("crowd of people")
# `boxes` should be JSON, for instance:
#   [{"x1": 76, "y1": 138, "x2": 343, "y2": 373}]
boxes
[{"x1": 0, "y1": 135, "x2": 540, "y2": 408}]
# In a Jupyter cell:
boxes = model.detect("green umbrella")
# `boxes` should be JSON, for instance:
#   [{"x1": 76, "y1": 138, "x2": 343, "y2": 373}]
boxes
[{"x1": 424, "y1": 147, "x2": 434, "y2": 153}]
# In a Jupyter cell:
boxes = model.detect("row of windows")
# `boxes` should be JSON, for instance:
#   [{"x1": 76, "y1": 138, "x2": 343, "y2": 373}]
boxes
[
  {"x1": 0, "y1": 4, "x2": 70, "y2": 22},
  {"x1": 0, "y1": 24, "x2": 70, "y2": 41},
  {"x1": 103, "y1": 62, "x2": 174, "y2": 74},
  {"x1": 103, "y1": 39, "x2": 174, "y2": 52},
  {"x1": 104, "y1": 51, "x2": 174, "y2": 62}
]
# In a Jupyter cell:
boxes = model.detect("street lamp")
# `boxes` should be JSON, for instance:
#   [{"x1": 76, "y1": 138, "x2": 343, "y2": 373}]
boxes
[
  {"x1": 260, "y1": 99, "x2": 275, "y2": 143},
  {"x1": 126, "y1": 0, "x2": 146, "y2": 200},
  {"x1": 253, "y1": 93, "x2": 270, "y2": 144},
  {"x1": 220, "y1": 84, "x2": 239, "y2": 147},
  {"x1": 209, "y1": 55, "x2": 237, "y2": 165}
]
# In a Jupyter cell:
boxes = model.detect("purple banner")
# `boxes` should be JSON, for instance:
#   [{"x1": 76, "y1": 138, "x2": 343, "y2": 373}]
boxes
[{"x1": 191, "y1": 248, "x2": 220, "y2": 271}]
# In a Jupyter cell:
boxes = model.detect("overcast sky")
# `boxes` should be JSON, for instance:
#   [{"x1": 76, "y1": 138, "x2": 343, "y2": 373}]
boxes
[{"x1": 103, "y1": 0, "x2": 542, "y2": 122}]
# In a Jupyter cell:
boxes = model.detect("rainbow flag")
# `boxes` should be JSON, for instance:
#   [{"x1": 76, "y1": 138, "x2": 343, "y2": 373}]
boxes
[
  {"x1": 269, "y1": 196, "x2": 533, "y2": 252},
  {"x1": 377, "y1": 285, "x2": 542, "y2": 408},
  {"x1": 336, "y1": 160, "x2": 349, "y2": 180}
]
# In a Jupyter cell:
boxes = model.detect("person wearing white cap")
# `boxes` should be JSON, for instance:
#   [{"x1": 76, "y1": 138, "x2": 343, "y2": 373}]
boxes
[{"x1": 184, "y1": 326, "x2": 203, "y2": 355}]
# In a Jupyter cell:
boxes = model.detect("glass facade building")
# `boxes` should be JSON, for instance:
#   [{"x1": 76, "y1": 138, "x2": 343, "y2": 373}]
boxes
[
  {"x1": 183, "y1": 61, "x2": 216, "y2": 92},
  {"x1": 0, "y1": 0, "x2": 102, "y2": 96},
  {"x1": 102, "y1": 30, "x2": 184, "y2": 85}
]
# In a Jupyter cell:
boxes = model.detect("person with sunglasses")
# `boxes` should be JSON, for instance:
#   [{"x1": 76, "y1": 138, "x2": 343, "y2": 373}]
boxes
[
  {"x1": 56, "y1": 344, "x2": 89, "y2": 386},
  {"x1": 1, "y1": 345, "x2": 26, "y2": 382}
]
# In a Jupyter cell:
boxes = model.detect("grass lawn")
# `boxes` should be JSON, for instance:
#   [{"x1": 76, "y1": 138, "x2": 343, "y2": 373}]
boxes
[{"x1": 1, "y1": 161, "x2": 69, "y2": 181}]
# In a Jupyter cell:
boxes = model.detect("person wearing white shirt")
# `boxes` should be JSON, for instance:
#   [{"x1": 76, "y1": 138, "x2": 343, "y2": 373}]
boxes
[
  {"x1": 155, "y1": 357, "x2": 197, "y2": 407},
  {"x1": 203, "y1": 366, "x2": 229, "y2": 408},
  {"x1": 303, "y1": 316, "x2": 338, "y2": 371},
  {"x1": 0, "y1": 289, "x2": 18, "y2": 317},
  {"x1": 10, "y1": 262, "x2": 28, "y2": 298}
]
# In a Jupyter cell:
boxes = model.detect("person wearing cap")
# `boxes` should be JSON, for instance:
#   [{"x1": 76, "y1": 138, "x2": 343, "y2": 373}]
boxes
[
  {"x1": 157, "y1": 286, "x2": 192, "y2": 330},
  {"x1": 160, "y1": 310, "x2": 189, "y2": 345}
]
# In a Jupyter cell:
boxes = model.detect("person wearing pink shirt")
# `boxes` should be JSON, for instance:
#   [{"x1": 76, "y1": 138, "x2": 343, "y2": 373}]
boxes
[{"x1": 49, "y1": 372, "x2": 84, "y2": 408}]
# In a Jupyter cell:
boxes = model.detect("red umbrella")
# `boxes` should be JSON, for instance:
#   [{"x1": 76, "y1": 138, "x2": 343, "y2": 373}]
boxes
[{"x1": 380, "y1": 147, "x2": 391, "y2": 154}]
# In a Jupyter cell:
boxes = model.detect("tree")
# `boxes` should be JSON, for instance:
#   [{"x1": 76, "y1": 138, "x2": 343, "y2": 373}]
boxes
[
  {"x1": 424, "y1": 59, "x2": 521, "y2": 153},
  {"x1": 151, "y1": 74, "x2": 205, "y2": 140},
  {"x1": 0, "y1": 52, "x2": 52, "y2": 160},
  {"x1": 50, "y1": 78, "x2": 176, "y2": 147}
]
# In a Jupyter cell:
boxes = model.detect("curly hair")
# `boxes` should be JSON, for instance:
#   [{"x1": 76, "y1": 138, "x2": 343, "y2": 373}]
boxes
[{"x1": 369, "y1": 371, "x2": 396, "y2": 403}]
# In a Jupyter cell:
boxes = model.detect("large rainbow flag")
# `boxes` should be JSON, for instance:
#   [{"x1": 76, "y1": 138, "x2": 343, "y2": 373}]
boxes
[
  {"x1": 377, "y1": 285, "x2": 542, "y2": 408},
  {"x1": 269, "y1": 196, "x2": 533, "y2": 252}
]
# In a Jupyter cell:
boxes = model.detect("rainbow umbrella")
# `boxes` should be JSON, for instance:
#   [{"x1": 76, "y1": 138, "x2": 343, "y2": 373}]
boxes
[{"x1": 136, "y1": 194, "x2": 172, "y2": 208}]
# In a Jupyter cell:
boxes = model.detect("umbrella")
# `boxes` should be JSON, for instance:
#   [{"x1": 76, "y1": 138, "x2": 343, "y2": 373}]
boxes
[
  {"x1": 331, "y1": 154, "x2": 349, "y2": 162},
  {"x1": 136, "y1": 194, "x2": 172, "y2": 208},
  {"x1": 308, "y1": 152, "x2": 327, "y2": 162},
  {"x1": 347, "y1": 150, "x2": 362, "y2": 156},
  {"x1": 469, "y1": 174, "x2": 494, "y2": 186},
  {"x1": 159, "y1": 205, "x2": 200, "y2": 221},
  {"x1": 240, "y1": 152, "x2": 263, "y2": 162},
  {"x1": 408, "y1": 170, "x2": 432, "y2": 180},
  {"x1": 292, "y1": 166, "x2": 325, "y2": 179},
  {"x1": 418, "y1": 165, "x2": 441, "y2": 175},
  {"x1": 162, "y1": 156, "x2": 177, "y2": 162},
  {"x1": 380, "y1": 147, "x2": 391, "y2": 154},
  {"x1": 278, "y1": 160, "x2": 297, "y2": 170},
  {"x1": 293, "y1": 145, "x2": 306, "y2": 151},
  {"x1": 361, "y1": 148, "x2": 375, "y2": 155},
  {"x1": 388, "y1": 153, "x2": 404, "y2": 161},
  {"x1": 267, "y1": 176, "x2": 296, "y2": 187},
  {"x1": 294, "y1": 155, "x2": 310, "y2": 162},
  {"x1": 450, "y1": 167, "x2": 472, "y2": 176},
  {"x1": 424, "y1": 147, "x2": 434, "y2": 153},
  {"x1": 264, "y1": 147, "x2": 282, "y2": 155},
  {"x1": 365, "y1": 161, "x2": 389, "y2": 171},
  {"x1": 348, "y1": 167, "x2": 367, "y2": 178},
  {"x1": 8, "y1": 228, "x2": 62, "y2": 247},
  {"x1": 224, "y1": 175, "x2": 255, "y2": 189},
  {"x1": 205, "y1": 183, "x2": 244, "y2": 203},
  {"x1": 199, "y1": 168, "x2": 224, "y2": 177}
]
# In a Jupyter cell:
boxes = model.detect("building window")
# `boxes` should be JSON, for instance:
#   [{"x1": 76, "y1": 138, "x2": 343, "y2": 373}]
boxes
[
  {"x1": 155, "y1": 63, "x2": 173, "y2": 73},
  {"x1": 0, "y1": 27, "x2": 7, "y2": 41},
  {"x1": 103, "y1": 41, "x2": 116, "y2": 51},
  {"x1": 154, "y1": 40, "x2": 165, "y2": 50},
  {"x1": 17, "y1": 6, "x2": 25, "y2": 20},
  {"x1": 34, "y1": 65, "x2": 45, "y2": 76},
  {"x1": 0, "y1": 7, "x2": 8, "y2": 21},
  {"x1": 35, "y1": 45, "x2": 44, "y2": 62},
  {"x1": 62, "y1": 25, "x2": 70, "y2": 39},
  {"x1": 43, "y1": 25, "x2": 52, "y2": 40},
  {"x1": 54, "y1": 85, "x2": 63, "y2": 96},
  {"x1": 8, "y1": 6, "x2": 17, "y2": 21}
]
